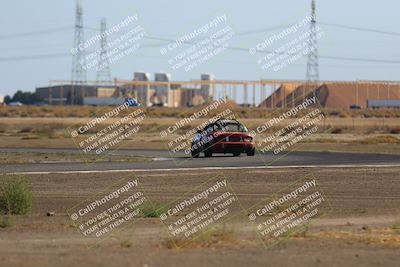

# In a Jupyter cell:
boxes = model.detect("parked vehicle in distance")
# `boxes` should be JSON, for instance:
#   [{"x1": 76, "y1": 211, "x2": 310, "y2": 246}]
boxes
[
  {"x1": 83, "y1": 97, "x2": 140, "y2": 106},
  {"x1": 125, "y1": 98, "x2": 140, "y2": 107},
  {"x1": 191, "y1": 119, "x2": 255, "y2": 158}
]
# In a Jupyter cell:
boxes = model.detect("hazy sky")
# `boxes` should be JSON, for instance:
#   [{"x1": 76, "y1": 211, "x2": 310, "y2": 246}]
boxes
[{"x1": 0, "y1": 0, "x2": 399, "y2": 96}]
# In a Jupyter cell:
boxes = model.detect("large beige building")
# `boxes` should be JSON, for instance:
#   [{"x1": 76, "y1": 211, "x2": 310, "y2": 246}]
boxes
[
  {"x1": 259, "y1": 82, "x2": 400, "y2": 109},
  {"x1": 121, "y1": 72, "x2": 214, "y2": 107},
  {"x1": 36, "y1": 85, "x2": 115, "y2": 105}
]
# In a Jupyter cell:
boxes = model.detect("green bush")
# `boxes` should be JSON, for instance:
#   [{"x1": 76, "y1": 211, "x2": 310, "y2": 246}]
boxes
[
  {"x1": 140, "y1": 203, "x2": 168, "y2": 218},
  {"x1": 0, "y1": 215, "x2": 14, "y2": 228},
  {"x1": 0, "y1": 176, "x2": 32, "y2": 215}
]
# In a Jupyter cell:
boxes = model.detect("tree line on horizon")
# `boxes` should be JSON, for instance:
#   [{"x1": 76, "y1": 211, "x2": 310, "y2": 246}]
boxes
[{"x1": 4, "y1": 91, "x2": 43, "y2": 105}]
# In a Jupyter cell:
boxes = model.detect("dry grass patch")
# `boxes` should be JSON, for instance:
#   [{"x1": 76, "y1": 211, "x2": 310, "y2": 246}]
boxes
[
  {"x1": 162, "y1": 226, "x2": 237, "y2": 249},
  {"x1": 360, "y1": 135, "x2": 400, "y2": 144},
  {"x1": 2, "y1": 105, "x2": 400, "y2": 118},
  {"x1": 308, "y1": 228, "x2": 400, "y2": 247},
  {"x1": 0, "y1": 152, "x2": 152, "y2": 164}
]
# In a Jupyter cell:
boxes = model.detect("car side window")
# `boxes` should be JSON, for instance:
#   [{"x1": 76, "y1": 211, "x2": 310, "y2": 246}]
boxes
[
  {"x1": 205, "y1": 124, "x2": 214, "y2": 133},
  {"x1": 193, "y1": 132, "x2": 202, "y2": 141},
  {"x1": 239, "y1": 124, "x2": 248, "y2": 132}
]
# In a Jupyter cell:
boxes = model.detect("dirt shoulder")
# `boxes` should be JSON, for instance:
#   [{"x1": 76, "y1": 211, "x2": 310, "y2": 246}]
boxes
[
  {"x1": 0, "y1": 167, "x2": 399, "y2": 267},
  {"x1": 0, "y1": 151, "x2": 152, "y2": 164}
]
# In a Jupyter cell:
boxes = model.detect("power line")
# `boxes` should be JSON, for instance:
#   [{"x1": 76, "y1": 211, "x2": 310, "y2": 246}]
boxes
[
  {"x1": 79, "y1": 22, "x2": 400, "y2": 66},
  {"x1": 319, "y1": 22, "x2": 400, "y2": 37},
  {"x1": 141, "y1": 35, "x2": 400, "y2": 65},
  {"x1": 0, "y1": 43, "x2": 171, "y2": 62},
  {"x1": 83, "y1": 24, "x2": 291, "y2": 37},
  {"x1": 2, "y1": 49, "x2": 399, "y2": 65},
  {"x1": 1, "y1": 20, "x2": 399, "y2": 41},
  {"x1": 1, "y1": 20, "x2": 400, "y2": 65},
  {"x1": 0, "y1": 26, "x2": 72, "y2": 40},
  {"x1": 320, "y1": 55, "x2": 400, "y2": 64},
  {"x1": 1, "y1": 41, "x2": 399, "y2": 65},
  {"x1": 226, "y1": 25, "x2": 291, "y2": 37},
  {"x1": 0, "y1": 53, "x2": 70, "y2": 61}
]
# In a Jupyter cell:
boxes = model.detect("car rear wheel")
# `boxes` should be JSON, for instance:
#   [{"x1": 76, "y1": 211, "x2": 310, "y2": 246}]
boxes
[
  {"x1": 246, "y1": 148, "x2": 255, "y2": 156},
  {"x1": 191, "y1": 150, "x2": 200, "y2": 158}
]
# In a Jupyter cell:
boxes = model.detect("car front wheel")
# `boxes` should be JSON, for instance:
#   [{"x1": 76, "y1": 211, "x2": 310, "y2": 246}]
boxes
[
  {"x1": 246, "y1": 148, "x2": 255, "y2": 156},
  {"x1": 204, "y1": 150, "x2": 212, "y2": 158},
  {"x1": 191, "y1": 149, "x2": 200, "y2": 158}
]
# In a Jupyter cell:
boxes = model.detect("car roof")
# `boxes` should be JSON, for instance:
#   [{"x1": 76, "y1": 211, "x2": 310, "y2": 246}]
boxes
[
  {"x1": 215, "y1": 118, "x2": 240, "y2": 124},
  {"x1": 205, "y1": 119, "x2": 241, "y2": 128}
]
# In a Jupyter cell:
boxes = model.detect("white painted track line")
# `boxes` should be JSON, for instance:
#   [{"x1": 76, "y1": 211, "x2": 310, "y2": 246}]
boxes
[{"x1": 2, "y1": 164, "x2": 400, "y2": 175}]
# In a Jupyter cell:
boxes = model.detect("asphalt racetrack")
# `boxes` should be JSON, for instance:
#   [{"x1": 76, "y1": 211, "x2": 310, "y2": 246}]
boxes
[{"x1": 1, "y1": 148, "x2": 400, "y2": 174}]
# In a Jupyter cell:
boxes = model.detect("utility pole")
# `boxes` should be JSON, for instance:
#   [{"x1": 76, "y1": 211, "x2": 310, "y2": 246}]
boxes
[
  {"x1": 71, "y1": 0, "x2": 86, "y2": 105},
  {"x1": 96, "y1": 18, "x2": 112, "y2": 85},
  {"x1": 306, "y1": 0, "x2": 320, "y2": 83}
]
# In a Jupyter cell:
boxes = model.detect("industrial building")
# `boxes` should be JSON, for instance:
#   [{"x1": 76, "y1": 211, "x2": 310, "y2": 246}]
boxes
[
  {"x1": 36, "y1": 78, "x2": 400, "y2": 109},
  {"x1": 367, "y1": 99, "x2": 400, "y2": 109},
  {"x1": 35, "y1": 85, "x2": 115, "y2": 105},
  {"x1": 36, "y1": 73, "x2": 214, "y2": 107},
  {"x1": 118, "y1": 72, "x2": 214, "y2": 107},
  {"x1": 259, "y1": 82, "x2": 400, "y2": 109}
]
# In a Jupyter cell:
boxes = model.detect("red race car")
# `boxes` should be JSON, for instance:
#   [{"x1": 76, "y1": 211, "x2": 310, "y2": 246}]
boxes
[{"x1": 191, "y1": 119, "x2": 255, "y2": 158}]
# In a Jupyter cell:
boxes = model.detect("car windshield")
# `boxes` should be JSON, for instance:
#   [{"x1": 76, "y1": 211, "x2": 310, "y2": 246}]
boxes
[{"x1": 216, "y1": 123, "x2": 248, "y2": 132}]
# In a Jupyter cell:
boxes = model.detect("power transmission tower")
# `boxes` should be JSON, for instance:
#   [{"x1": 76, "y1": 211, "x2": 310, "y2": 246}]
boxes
[
  {"x1": 96, "y1": 18, "x2": 112, "y2": 85},
  {"x1": 306, "y1": 0, "x2": 320, "y2": 82},
  {"x1": 71, "y1": 0, "x2": 86, "y2": 85}
]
